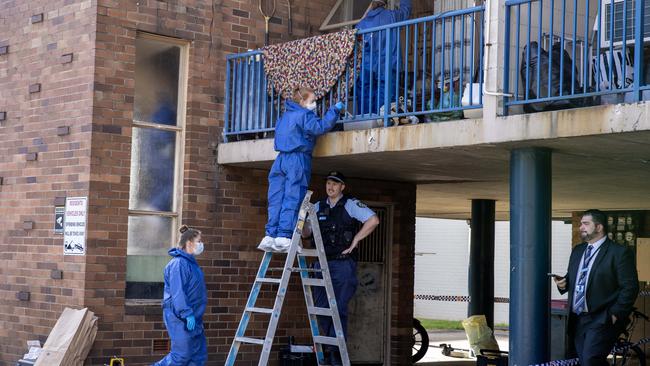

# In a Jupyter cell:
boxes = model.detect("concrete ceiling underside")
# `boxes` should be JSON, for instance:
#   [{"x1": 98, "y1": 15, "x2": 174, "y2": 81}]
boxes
[{"x1": 233, "y1": 131, "x2": 650, "y2": 220}]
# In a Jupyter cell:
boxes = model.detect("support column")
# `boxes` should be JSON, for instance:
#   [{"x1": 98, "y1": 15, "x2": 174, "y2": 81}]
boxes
[
  {"x1": 510, "y1": 147, "x2": 552, "y2": 366},
  {"x1": 468, "y1": 199, "x2": 496, "y2": 330}
]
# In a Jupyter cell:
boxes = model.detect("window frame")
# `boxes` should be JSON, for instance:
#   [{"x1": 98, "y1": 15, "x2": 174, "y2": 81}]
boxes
[
  {"x1": 126, "y1": 32, "x2": 190, "y2": 299},
  {"x1": 319, "y1": 0, "x2": 395, "y2": 31}
]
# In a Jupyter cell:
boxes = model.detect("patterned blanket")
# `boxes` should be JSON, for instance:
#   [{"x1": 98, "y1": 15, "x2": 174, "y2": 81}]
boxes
[{"x1": 262, "y1": 29, "x2": 359, "y2": 99}]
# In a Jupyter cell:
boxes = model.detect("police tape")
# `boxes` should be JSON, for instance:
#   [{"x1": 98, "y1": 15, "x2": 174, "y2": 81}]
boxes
[
  {"x1": 415, "y1": 289, "x2": 649, "y2": 303},
  {"x1": 530, "y1": 338, "x2": 650, "y2": 366},
  {"x1": 530, "y1": 358, "x2": 580, "y2": 366},
  {"x1": 611, "y1": 337, "x2": 649, "y2": 353},
  {"x1": 414, "y1": 294, "x2": 510, "y2": 303}
]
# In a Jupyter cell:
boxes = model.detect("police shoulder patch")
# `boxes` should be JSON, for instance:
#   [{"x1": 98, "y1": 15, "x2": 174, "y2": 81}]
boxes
[{"x1": 353, "y1": 199, "x2": 367, "y2": 208}]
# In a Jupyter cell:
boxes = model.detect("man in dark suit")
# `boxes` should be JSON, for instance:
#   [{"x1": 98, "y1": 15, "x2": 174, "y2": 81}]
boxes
[{"x1": 554, "y1": 209, "x2": 639, "y2": 366}]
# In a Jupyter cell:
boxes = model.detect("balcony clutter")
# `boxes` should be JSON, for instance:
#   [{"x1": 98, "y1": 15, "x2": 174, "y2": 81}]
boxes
[
  {"x1": 505, "y1": 0, "x2": 650, "y2": 114},
  {"x1": 519, "y1": 41, "x2": 595, "y2": 113}
]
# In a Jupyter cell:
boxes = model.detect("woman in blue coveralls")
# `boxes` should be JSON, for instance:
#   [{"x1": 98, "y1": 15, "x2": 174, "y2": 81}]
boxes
[
  {"x1": 355, "y1": 0, "x2": 412, "y2": 115},
  {"x1": 154, "y1": 225, "x2": 208, "y2": 366},
  {"x1": 258, "y1": 87, "x2": 345, "y2": 253}
]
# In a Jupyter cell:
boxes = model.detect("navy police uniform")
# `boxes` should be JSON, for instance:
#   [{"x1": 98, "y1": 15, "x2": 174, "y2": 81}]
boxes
[{"x1": 312, "y1": 172, "x2": 376, "y2": 341}]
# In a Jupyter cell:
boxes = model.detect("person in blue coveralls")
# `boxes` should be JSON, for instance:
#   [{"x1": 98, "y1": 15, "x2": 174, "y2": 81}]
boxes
[
  {"x1": 302, "y1": 171, "x2": 380, "y2": 366},
  {"x1": 355, "y1": 0, "x2": 412, "y2": 115},
  {"x1": 147, "y1": 95, "x2": 177, "y2": 212},
  {"x1": 258, "y1": 87, "x2": 345, "y2": 253},
  {"x1": 153, "y1": 225, "x2": 208, "y2": 366}
]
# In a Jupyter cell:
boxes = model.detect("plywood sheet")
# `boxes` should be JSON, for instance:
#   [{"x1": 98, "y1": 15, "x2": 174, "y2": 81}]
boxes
[{"x1": 637, "y1": 238, "x2": 650, "y2": 282}]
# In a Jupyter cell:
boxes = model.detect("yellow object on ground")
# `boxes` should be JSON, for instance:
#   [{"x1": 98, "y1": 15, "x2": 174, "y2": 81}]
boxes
[{"x1": 461, "y1": 315, "x2": 500, "y2": 356}]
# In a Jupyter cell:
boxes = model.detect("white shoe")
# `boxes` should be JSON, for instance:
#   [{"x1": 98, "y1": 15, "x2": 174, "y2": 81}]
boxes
[
  {"x1": 257, "y1": 236, "x2": 275, "y2": 251},
  {"x1": 272, "y1": 237, "x2": 292, "y2": 253},
  {"x1": 272, "y1": 237, "x2": 303, "y2": 254}
]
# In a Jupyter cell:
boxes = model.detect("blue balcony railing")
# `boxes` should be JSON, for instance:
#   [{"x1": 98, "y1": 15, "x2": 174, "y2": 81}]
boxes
[
  {"x1": 503, "y1": 0, "x2": 649, "y2": 115},
  {"x1": 224, "y1": 6, "x2": 485, "y2": 141}
]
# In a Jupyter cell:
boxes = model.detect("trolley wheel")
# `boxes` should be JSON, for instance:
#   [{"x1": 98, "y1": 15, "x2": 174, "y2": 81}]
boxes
[{"x1": 412, "y1": 318, "x2": 429, "y2": 363}]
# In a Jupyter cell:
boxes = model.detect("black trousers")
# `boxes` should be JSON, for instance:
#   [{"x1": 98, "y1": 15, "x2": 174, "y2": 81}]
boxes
[{"x1": 573, "y1": 312, "x2": 621, "y2": 366}]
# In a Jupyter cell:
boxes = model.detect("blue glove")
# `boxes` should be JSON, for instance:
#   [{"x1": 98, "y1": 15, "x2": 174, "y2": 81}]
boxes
[
  {"x1": 334, "y1": 101, "x2": 345, "y2": 110},
  {"x1": 185, "y1": 315, "x2": 196, "y2": 331}
]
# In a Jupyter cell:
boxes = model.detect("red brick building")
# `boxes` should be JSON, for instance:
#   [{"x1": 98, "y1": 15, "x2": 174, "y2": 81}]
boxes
[{"x1": 0, "y1": 1, "x2": 416, "y2": 365}]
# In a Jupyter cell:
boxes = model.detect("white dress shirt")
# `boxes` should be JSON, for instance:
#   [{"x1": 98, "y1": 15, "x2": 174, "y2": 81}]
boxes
[{"x1": 572, "y1": 235, "x2": 607, "y2": 313}]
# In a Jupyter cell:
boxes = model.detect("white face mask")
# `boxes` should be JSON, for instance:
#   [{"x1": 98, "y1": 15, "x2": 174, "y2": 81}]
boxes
[
  {"x1": 306, "y1": 101, "x2": 317, "y2": 111},
  {"x1": 193, "y1": 241, "x2": 204, "y2": 256}
]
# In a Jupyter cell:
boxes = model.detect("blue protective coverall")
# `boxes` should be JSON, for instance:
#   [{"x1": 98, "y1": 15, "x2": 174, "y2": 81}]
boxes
[
  {"x1": 265, "y1": 100, "x2": 340, "y2": 239},
  {"x1": 355, "y1": 0, "x2": 412, "y2": 114},
  {"x1": 153, "y1": 248, "x2": 208, "y2": 366},
  {"x1": 148, "y1": 102, "x2": 176, "y2": 212}
]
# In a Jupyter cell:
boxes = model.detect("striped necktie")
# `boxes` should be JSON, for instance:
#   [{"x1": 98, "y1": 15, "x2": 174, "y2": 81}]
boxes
[{"x1": 573, "y1": 244, "x2": 595, "y2": 314}]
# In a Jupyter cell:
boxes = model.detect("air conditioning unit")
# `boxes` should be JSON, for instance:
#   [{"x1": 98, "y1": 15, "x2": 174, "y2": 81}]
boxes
[{"x1": 600, "y1": 0, "x2": 650, "y2": 48}]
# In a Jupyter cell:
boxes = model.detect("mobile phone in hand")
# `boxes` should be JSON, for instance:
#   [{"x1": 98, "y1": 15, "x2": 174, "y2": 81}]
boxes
[{"x1": 547, "y1": 273, "x2": 563, "y2": 279}]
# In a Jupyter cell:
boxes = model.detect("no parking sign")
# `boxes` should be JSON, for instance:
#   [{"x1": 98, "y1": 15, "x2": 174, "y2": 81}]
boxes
[{"x1": 63, "y1": 197, "x2": 87, "y2": 255}]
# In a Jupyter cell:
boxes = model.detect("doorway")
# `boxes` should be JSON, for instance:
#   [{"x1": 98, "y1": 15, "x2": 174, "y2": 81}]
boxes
[{"x1": 347, "y1": 204, "x2": 393, "y2": 365}]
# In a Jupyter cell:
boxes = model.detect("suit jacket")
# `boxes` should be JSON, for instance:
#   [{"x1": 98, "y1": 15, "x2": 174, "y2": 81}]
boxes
[{"x1": 560, "y1": 238, "x2": 639, "y2": 328}]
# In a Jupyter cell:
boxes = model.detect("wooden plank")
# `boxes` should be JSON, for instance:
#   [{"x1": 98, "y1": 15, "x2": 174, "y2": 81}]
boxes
[{"x1": 637, "y1": 238, "x2": 650, "y2": 282}]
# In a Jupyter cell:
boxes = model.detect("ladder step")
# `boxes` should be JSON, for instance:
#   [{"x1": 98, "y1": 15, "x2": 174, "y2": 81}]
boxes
[
  {"x1": 301, "y1": 278, "x2": 325, "y2": 287},
  {"x1": 288, "y1": 267, "x2": 322, "y2": 273},
  {"x1": 307, "y1": 306, "x2": 333, "y2": 316},
  {"x1": 313, "y1": 336, "x2": 340, "y2": 346},
  {"x1": 246, "y1": 307, "x2": 274, "y2": 314},
  {"x1": 235, "y1": 336, "x2": 266, "y2": 345},
  {"x1": 255, "y1": 277, "x2": 281, "y2": 284},
  {"x1": 298, "y1": 249, "x2": 319, "y2": 257}
]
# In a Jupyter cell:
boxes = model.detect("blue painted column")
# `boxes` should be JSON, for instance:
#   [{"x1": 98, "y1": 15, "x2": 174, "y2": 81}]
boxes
[
  {"x1": 510, "y1": 147, "x2": 551, "y2": 366},
  {"x1": 468, "y1": 199, "x2": 495, "y2": 330}
]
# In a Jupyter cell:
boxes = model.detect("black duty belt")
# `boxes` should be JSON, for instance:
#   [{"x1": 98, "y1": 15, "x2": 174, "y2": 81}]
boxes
[{"x1": 326, "y1": 253, "x2": 352, "y2": 261}]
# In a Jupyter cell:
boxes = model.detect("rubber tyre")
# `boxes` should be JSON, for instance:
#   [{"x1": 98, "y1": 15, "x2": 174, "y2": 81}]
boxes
[{"x1": 412, "y1": 318, "x2": 429, "y2": 363}]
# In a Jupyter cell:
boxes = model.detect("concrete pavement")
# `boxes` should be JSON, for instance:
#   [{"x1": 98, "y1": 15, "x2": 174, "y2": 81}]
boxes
[{"x1": 417, "y1": 329, "x2": 509, "y2": 364}]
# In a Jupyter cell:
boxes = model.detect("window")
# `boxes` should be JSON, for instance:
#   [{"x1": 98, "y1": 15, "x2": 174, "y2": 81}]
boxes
[
  {"x1": 320, "y1": 0, "x2": 379, "y2": 31},
  {"x1": 126, "y1": 34, "x2": 188, "y2": 300}
]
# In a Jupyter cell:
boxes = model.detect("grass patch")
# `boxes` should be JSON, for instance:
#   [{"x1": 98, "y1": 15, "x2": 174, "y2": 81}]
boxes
[
  {"x1": 418, "y1": 319, "x2": 465, "y2": 330},
  {"x1": 418, "y1": 319, "x2": 510, "y2": 331}
]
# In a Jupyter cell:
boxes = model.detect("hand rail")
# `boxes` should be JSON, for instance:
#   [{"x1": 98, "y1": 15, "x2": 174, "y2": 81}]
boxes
[{"x1": 224, "y1": 7, "x2": 486, "y2": 140}]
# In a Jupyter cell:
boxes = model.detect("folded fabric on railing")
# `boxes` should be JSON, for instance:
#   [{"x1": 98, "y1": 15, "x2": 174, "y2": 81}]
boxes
[{"x1": 262, "y1": 29, "x2": 359, "y2": 99}]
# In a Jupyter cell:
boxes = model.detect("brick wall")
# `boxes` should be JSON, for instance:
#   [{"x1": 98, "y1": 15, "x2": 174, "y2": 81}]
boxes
[
  {"x1": 0, "y1": 0, "x2": 416, "y2": 365},
  {"x1": 212, "y1": 172, "x2": 416, "y2": 364},
  {"x1": 84, "y1": 0, "x2": 340, "y2": 364},
  {"x1": 0, "y1": 0, "x2": 96, "y2": 364}
]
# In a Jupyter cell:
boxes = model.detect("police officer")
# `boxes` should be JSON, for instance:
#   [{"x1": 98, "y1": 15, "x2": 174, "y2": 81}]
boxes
[{"x1": 303, "y1": 171, "x2": 379, "y2": 365}]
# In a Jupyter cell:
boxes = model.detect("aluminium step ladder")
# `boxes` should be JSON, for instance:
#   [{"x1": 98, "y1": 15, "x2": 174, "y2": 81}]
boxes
[{"x1": 225, "y1": 191, "x2": 350, "y2": 366}]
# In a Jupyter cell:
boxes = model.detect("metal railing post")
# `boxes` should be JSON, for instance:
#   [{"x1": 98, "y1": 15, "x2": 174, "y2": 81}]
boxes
[
  {"x1": 224, "y1": 59, "x2": 232, "y2": 142},
  {"x1": 502, "y1": 4, "x2": 512, "y2": 116},
  {"x1": 634, "y1": 0, "x2": 645, "y2": 101},
  {"x1": 384, "y1": 28, "x2": 392, "y2": 127}
]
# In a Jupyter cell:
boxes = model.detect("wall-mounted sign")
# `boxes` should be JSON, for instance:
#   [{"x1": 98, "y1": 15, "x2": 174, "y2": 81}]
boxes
[
  {"x1": 63, "y1": 197, "x2": 87, "y2": 255},
  {"x1": 54, "y1": 207, "x2": 64, "y2": 234}
]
